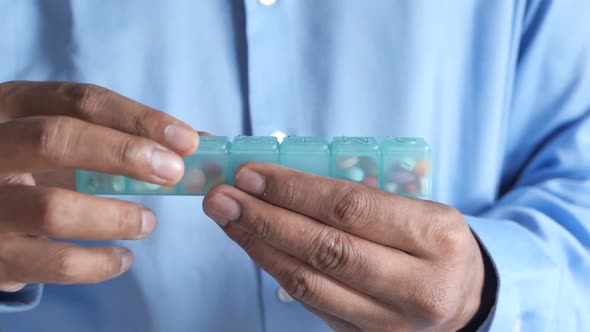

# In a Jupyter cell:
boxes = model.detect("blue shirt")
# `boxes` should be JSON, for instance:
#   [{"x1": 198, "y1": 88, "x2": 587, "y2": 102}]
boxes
[{"x1": 1, "y1": 1, "x2": 589, "y2": 331}]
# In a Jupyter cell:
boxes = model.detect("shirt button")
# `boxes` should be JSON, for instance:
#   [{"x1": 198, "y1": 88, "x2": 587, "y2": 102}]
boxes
[
  {"x1": 270, "y1": 130, "x2": 287, "y2": 142},
  {"x1": 277, "y1": 287, "x2": 295, "y2": 303},
  {"x1": 258, "y1": 0, "x2": 276, "y2": 6}
]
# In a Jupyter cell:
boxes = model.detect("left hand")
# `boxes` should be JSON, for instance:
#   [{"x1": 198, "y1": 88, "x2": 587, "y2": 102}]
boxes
[{"x1": 203, "y1": 163, "x2": 484, "y2": 331}]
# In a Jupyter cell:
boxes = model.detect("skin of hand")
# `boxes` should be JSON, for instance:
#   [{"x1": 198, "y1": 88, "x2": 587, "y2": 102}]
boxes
[
  {"x1": 0, "y1": 81, "x2": 200, "y2": 292},
  {"x1": 203, "y1": 163, "x2": 485, "y2": 332}
]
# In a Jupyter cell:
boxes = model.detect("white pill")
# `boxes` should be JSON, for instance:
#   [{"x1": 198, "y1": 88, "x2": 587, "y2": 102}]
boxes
[
  {"x1": 336, "y1": 156, "x2": 359, "y2": 169},
  {"x1": 183, "y1": 168, "x2": 207, "y2": 193},
  {"x1": 399, "y1": 158, "x2": 417, "y2": 171},
  {"x1": 384, "y1": 183, "x2": 399, "y2": 193},
  {"x1": 142, "y1": 182, "x2": 161, "y2": 191}
]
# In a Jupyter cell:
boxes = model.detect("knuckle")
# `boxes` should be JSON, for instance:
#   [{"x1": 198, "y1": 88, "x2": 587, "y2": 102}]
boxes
[
  {"x1": 115, "y1": 137, "x2": 142, "y2": 166},
  {"x1": 236, "y1": 231, "x2": 257, "y2": 252},
  {"x1": 414, "y1": 285, "x2": 456, "y2": 327},
  {"x1": 279, "y1": 266, "x2": 320, "y2": 304},
  {"x1": 91, "y1": 248, "x2": 122, "y2": 282},
  {"x1": 112, "y1": 206, "x2": 142, "y2": 238},
  {"x1": 330, "y1": 186, "x2": 371, "y2": 228},
  {"x1": 59, "y1": 83, "x2": 106, "y2": 117},
  {"x1": 426, "y1": 205, "x2": 470, "y2": 255},
  {"x1": 35, "y1": 117, "x2": 70, "y2": 162},
  {"x1": 251, "y1": 213, "x2": 272, "y2": 240},
  {"x1": 309, "y1": 230, "x2": 359, "y2": 276},
  {"x1": 133, "y1": 111, "x2": 151, "y2": 137},
  {"x1": 276, "y1": 175, "x2": 298, "y2": 205},
  {"x1": 53, "y1": 246, "x2": 80, "y2": 283}
]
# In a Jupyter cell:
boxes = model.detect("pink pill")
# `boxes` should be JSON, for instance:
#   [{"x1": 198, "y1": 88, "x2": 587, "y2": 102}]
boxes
[
  {"x1": 403, "y1": 182, "x2": 418, "y2": 193},
  {"x1": 362, "y1": 176, "x2": 379, "y2": 188},
  {"x1": 202, "y1": 161, "x2": 222, "y2": 178}
]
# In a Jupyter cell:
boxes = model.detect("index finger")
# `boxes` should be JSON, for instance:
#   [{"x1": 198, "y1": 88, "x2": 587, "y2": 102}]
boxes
[
  {"x1": 0, "y1": 81, "x2": 199, "y2": 156},
  {"x1": 232, "y1": 163, "x2": 462, "y2": 255}
]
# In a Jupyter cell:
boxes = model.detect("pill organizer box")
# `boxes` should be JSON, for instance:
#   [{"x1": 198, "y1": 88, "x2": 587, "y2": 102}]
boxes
[{"x1": 76, "y1": 136, "x2": 432, "y2": 198}]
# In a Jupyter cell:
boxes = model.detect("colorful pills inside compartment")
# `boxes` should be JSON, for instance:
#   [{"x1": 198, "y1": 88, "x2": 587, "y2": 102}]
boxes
[
  {"x1": 383, "y1": 158, "x2": 430, "y2": 196},
  {"x1": 334, "y1": 156, "x2": 380, "y2": 189}
]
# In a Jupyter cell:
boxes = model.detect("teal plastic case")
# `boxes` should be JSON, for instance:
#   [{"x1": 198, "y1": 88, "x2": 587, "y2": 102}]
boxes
[{"x1": 76, "y1": 136, "x2": 432, "y2": 198}]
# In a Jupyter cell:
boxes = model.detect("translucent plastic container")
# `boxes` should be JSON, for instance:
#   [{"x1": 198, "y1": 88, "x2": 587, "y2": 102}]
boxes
[{"x1": 77, "y1": 136, "x2": 432, "y2": 198}]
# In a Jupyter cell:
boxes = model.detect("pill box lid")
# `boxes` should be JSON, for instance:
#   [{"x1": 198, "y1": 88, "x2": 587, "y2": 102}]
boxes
[
  {"x1": 230, "y1": 136, "x2": 279, "y2": 152},
  {"x1": 281, "y1": 136, "x2": 329, "y2": 152},
  {"x1": 331, "y1": 137, "x2": 379, "y2": 152},
  {"x1": 195, "y1": 136, "x2": 230, "y2": 151},
  {"x1": 380, "y1": 137, "x2": 431, "y2": 153}
]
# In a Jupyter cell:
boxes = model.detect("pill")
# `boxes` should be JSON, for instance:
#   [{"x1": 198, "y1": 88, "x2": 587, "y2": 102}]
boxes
[
  {"x1": 359, "y1": 157, "x2": 380, "y2": 177},
  {"x1": 362, "y1": 176, "x2": 379, "y2": 188},
  {"x1": 399, "y1": 158, "x2": 417, "y2": 171},
  {"x1": 142, "y1": 182, "x2": 162, "y2": 191},
  {"x1": 413, "y1": 160, "x2": 429, "y2": 177},
  {"x1": 343, "y1": 166, "x2": 364, "y2": 182},
  {"x1": 183, "y1": 168, "x2": 206, "y2": 193},
  {"x1": 202, "y1": 161, "x2": 222, "y2": 178},
  {"x1": 384, "y1": 183, "x2": 399, "y2": 193},
  {"x1": 387, "y1": 171, "x2": 416, "y2": 184},
  {"x1": 403, "y1": 182, "x2": 418, "y2": 194},
  {"x1": 336, "y1": 156, "x2": 359, "y2": 169}
]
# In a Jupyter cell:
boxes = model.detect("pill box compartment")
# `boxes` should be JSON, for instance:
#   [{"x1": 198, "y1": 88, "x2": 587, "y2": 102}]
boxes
[
  {"x1": 380, "y1": 137, "x2": 431, "y2": 198},
  {"x1": 228, "y1": 136, "x2": 280, "y2": 184},
  {"x1": 330, "y1": 137, "x2": 381, "y2": 188},
  {"x1": 177, "y1": 136, "x2": 230, "y2": 195},
  {"x1": 76, "y1": 172, "x2": 126, "y2": 195},
  {"x1": 280, "y1": 136, "x2": 330, "y2": 177}
]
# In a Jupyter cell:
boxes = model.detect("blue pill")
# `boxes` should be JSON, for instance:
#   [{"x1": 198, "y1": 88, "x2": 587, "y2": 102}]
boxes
[{"x1": 343, "y1": 166, "x2": 365, "y2": 182}]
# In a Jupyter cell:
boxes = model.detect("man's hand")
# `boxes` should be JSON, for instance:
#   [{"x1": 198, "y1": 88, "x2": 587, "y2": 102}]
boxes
[
  {"x1": 204, "y1": 163, "x2": 484, "y2": 331},
  {"x1": 0, "y1": 81, "x2": 199, "y2": 292}
]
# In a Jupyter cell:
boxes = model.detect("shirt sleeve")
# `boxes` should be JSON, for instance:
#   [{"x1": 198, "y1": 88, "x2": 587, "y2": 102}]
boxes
[
  {"x1": 0, "y1": 284, "x2": 43, "y2": 312},
  {"x1": 466, "y1": 1, "x2": 590, "y2": 330}
]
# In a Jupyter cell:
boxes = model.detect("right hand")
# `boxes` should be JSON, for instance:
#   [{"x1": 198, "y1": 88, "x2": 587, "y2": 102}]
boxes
[{"x1": 0, "y1": 81, "x2": 200, "y2": 292}]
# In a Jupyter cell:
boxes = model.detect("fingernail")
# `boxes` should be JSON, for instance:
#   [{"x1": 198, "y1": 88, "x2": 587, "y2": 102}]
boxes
[
  {"x1": 139, "y1": 209, "x2": 157, "y2": 238},
  {"x1": 205, "y1": 194, "x2": 241, "y2": 227},
  {"x1": 235, "y1": 169, "x2": 266, "y2": 194},
  {"x1": 118, "y1": 249, "x2": 134, "y2": 275},
  {"x1": 152, "y1": 149, "x2": 183, "y2": 181},
  {"x1": 164, "y1": 124, "x2": 199, "y2": 153}
]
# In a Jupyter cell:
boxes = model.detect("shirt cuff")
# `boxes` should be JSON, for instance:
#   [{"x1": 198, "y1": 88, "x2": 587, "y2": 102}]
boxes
[
  {"x1": 458, "y1": 226, "x2": 498, "y2": 332},
  {"x1": 465, "y1": 215, "x2": 560, "y2": 332},
  {"x1": 0, "y1": 284, "x2": 43, "y2": 312}
]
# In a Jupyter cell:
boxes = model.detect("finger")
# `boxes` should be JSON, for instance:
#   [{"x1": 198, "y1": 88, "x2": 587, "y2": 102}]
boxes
[
  {"x1": 32, "y1": 169, "x2": 76, "y2": 190},
  {"x1": 0, "y1": 185, "x2": 156, "y2": 240},
  {"x1": 204, "y1": 185, "x2": 421, "y2": 307},
  {"x1": 0, "y1": 235, "x2": 133, "y2": 285},
  {"x1": 0, "y1": 116, "x2": 184, "y2": 184},
  {"x1": 215, "y1": 221, "x2": 404, "y2": 331},
  {"x1": 0, "y1": 173, "x2": 35, "y2": 186},
  {"x1": 0, "y1": 81, "x2": 199, "y2": 155},
  {"x1": 233, "y1": 163, "x2": 462, "y2": 256},
  {"x1": 302, "y1": 304, "x2": 362, "y2": 332},
  {"x1": 0, "y1": 282, "x2": 27, "y2": 293}
]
